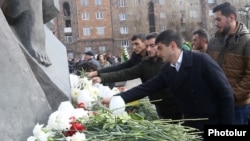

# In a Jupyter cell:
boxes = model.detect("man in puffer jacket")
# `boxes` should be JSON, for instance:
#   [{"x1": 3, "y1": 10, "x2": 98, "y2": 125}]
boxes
[{"x1": 207, "y1": 2, "x2": 250, "y2": 124}]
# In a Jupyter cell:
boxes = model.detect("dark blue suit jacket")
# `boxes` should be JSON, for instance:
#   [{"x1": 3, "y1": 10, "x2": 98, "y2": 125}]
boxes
[{"x1": 119, "y1": 50, "x2": 234, "y2": 131}]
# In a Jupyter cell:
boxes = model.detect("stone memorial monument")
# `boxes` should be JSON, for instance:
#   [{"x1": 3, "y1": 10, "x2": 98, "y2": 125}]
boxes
[{"x1": 0, "y1": 0, "x2": 70, "y2": 140}]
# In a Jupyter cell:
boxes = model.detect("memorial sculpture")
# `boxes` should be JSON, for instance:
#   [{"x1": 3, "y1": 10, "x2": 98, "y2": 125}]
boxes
[
  {"x1": 0, "y1": 0, "x2": 70, "y2": 140},
  {"x1": 2, "y1": 0, "x2": 60, "y2": 66}
]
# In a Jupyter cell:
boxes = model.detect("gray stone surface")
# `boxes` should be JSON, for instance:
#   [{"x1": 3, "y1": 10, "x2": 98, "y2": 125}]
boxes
[
  {"x1": 0, "y1": 0, "x2": 4, "y2": 6},
  {"x1": 0, "y1": 9, "x2": 52, "y2": 141},
  {"x1": 23, "y1": 25, "x2": 71, "y2": 111},
  {"x1": 42, "y1": 0, "x2": 60, "y2": 23},
  {"x1": 0, "y1": 2, "x2": 70, "y2": 139},
  {"x1": 2, "y1": 0, "x2": 60, "y2": 66}
]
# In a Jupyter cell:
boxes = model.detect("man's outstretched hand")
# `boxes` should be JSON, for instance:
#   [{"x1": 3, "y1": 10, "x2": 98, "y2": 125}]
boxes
[
  {"x1": 101, "y1": 96, "x2": 113, "y2": 108},
  {"x1": 86, "y1": 71, "x2": 98, "y2": 78},
  {"x1": 92, "y1": 77, "x2": 102, "y2": 84}
]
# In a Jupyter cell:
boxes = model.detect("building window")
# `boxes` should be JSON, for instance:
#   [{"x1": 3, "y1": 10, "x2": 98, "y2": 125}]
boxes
[
  {"x1": 208, "y1": 0, "x2": 215, "y2": 3},
  {"x1": 81, "y1": 0, "x2": 88, "y2": 6},
  {"x1": 132, "y1": 0, "x2": 138, "y2": 5},
  {"x1": 63, "y1": 2, "x2": 70, "y2": 16},
  {"x1": 160, "y1": 12, "x2": 166, "y2": 18},
  {"x1": 121, "y1": 40, "x2": 129, "y2": 47},
  {"x1": 160, "y1": 25, "x2": 167, "y2": 31},
  {"x1": 209, "y1": 10, "x2": 213, "y2": 16},
  {"x1": 83, "y1": 27, "x2": 91, "y2": 36},
  {"x1": 96, "y1": 27, "x2": 105, "y2": 35},
  {"x1": 95, "y1": 0, "x2": 102, "y2": 6},
  {"x1": 189, "y1": 10, "x2": 197, "y2": 18},
  {"x1": 118, "y1": 0, "x2": 126, "y2": 7},
  {"x1": 96, "y1": 12, "x2": 103, "y2": 19},
  {"x1": 65, "y1": 20, "x2": 71, "y2": 27},
  {"x1": 159, "y1": 0, "x2": 165, "y2": 5},
  {"x1": 119, "y1": 13, "x2": 127, "y2": 21},
  {"x1": 99, "y1": 46, "x2": 106, "y2": 53},
  {"x1": 82, "y1": 13, "x2": 89, "y2": 20},
  {"x1": 65, "y1": 35, "x2": 73, "y2": 43},
  {"x1": 176, "y1": 0, "x2": 182, "y2": 6},
  {"x1": 85, "y1": 47, "x2": 92, "y2": 52},
  {"x1": 190, "y1": 1, "x2": 199, "y2": 6},
  {"x1": 120, "y1": 26, "x2": 128, "y2": 34},
  {"x1": 210, "y1": 21, "x2": 214, "y2": 28}
]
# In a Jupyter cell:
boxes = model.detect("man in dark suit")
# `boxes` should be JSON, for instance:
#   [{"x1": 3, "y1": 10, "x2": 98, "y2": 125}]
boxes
[
  {"x1": 92, "y1": 32, "x2": 182, "y2": 119},
  {"x1": 102, "y1": 29, "x2": 234, "y2": 131}
]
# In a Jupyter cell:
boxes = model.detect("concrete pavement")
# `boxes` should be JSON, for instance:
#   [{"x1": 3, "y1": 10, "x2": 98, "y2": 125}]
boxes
[{"x1": 124, "y1": 78, "x2": 142, "y2": 90}]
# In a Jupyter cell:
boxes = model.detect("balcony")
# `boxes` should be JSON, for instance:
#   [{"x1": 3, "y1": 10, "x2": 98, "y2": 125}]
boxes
[{"x1": 64, "y1": 27, "x2": 72, "y2": 33}]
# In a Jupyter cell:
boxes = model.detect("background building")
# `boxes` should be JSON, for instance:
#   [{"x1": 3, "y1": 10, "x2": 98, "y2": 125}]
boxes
[{"x1": 53, "y1": 0, "x2": 250, "y2": 59}]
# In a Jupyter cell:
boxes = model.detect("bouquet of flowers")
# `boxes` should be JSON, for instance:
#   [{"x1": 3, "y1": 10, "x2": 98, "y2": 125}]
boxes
[
  {"x1": 69, "y1": 74, "x2": 124, "y2": 114},
  {"x1": 28, "y1": 101, "x2": 202, "y2": 141},
  {"x1": 120, "y1": 46, "x2": 130, "y2": 63},
  {"x1": 27, "y1": 101, "x2": 88, "y2": 141},
  {"x1": 27, "y1": 74, "x2": 203, "y2": 141}
]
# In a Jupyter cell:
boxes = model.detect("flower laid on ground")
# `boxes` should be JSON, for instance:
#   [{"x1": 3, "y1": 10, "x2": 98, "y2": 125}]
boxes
[
  {"x1": 69, "y1": 74, "x2": 123, "y2": 113},
  {"x1": 27, "y1": 101, "x2": 88, "y2": 141},
  {"x1": 28, "y1": 74, "x2": 203, "y2": 141},
  {"x1": 28, "y1": 100, "x2": 202, "y2": 141}
]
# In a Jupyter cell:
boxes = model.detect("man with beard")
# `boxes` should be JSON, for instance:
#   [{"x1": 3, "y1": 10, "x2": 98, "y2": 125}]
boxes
[
  {"x1": 207, "y1": 2, "x2": 250, "y2": 125},
  {"x1": 192, "y1": 29, "x2": 209, "y2": 53}
]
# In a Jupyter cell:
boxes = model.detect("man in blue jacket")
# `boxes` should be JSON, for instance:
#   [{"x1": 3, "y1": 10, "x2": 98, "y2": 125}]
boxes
[{"x1": 102, "y1": 29, "x2": 234, "y2": 131}]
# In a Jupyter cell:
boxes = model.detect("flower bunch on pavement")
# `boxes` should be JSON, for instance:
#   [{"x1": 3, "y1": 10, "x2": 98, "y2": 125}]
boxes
[
  {"x1": 28, "y1": 74, "x2": 203, "y2": 141},
  {"x1": 69, "y1": 74, "x2": 122, "y2": 111},
  {"x1": 27, "y1": 101, "x2": 88, "y2": 141}
]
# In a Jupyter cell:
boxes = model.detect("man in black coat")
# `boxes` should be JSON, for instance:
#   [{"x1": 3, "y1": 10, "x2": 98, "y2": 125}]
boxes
[
  {"x1": 102, "y1": 29, "x2": 234, "y2": 131},
  {"x1": 87, "y1": 33, "x2": 147, "y2": 78},
  {"x1": 92, "y1": 32, "x2": 182, "y2": 119}
]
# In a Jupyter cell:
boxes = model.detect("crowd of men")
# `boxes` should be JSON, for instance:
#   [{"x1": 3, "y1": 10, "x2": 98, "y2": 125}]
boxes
[{"x1": 68, "y1": 2, "x2": 250, "y2": 136}]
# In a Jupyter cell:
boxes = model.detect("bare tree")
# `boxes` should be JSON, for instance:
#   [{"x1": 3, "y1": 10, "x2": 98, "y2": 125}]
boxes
[{"x1": 126, "y1": 0, "x2": 149, "y2": 33}]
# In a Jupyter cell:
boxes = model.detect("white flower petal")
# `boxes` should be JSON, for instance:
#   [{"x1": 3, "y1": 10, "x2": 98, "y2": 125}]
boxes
[
  {"x1": 33, "y1": 123, "x2": 44, "y2": 138},
  {"x1": 57, "y1": 101, "x2": 75, "y2": 113},
  {"x1": 77, "y1": 90, "x2": 92, "y2": 108},
  {"x1": 109, "y1": 96, "x2": 125, "y2": 115},
  {"x1": 27, "y1": 136, "x2": 36, "y2": 141},
  {"x1": 71, "y1": 132, "x2": 86, "y2": 141},
  {"x1": 72, "y1": 108, "x2": 89, "y2": 118}
]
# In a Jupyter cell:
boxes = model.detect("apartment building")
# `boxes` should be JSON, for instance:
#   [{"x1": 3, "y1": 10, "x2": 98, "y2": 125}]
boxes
[{"x1": 53, "y1": 0, "x2": 250, "y2": 58}]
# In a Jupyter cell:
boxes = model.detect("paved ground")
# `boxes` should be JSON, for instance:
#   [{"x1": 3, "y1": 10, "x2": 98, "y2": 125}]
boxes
[
  {"x1": 124, "y1": 78, "x2": 142, "y2": 90},
  {"x1": 123, "y1": 78, "x2": 157, "y2": 111}
]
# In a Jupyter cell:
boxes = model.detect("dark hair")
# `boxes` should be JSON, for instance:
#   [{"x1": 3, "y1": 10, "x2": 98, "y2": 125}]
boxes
[
  {"x1": 146, "y1": 32, "x2": 158, "y2": 40},
  {"x1": 96, "y1": 54, "x2": 105, "y2": 61},
  {"x1": 76, "y1": 62, "x2": 97, "y2": 75},
  {"x1": 213, "y1": 2, "x2": 237, "y2": 19},
  {"x1": 131, "y1": 32, "x2": 146, "y2": 41},
  {"x1": 155, "y1": 29, "x2": 182, "y2": 49},
  {"x1": 192, "y1": 29, "x2": 209, "y2": 43}
]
